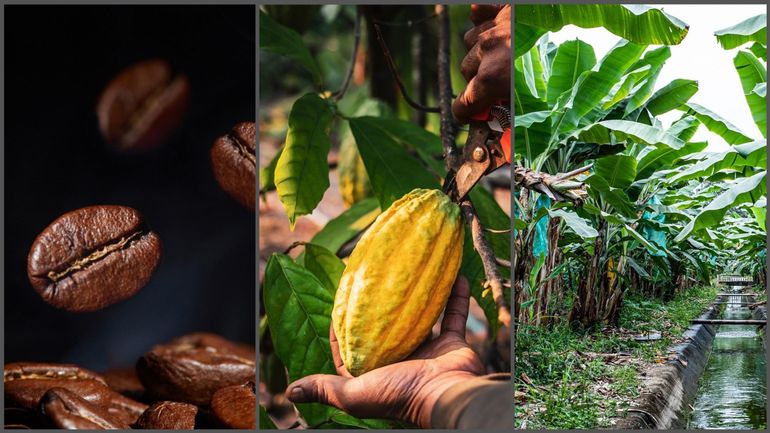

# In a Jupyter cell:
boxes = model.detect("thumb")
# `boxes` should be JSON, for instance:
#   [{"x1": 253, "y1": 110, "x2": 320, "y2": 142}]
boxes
[{"x1": 286, "y1": 374, "x2": 352, "y2": 410}]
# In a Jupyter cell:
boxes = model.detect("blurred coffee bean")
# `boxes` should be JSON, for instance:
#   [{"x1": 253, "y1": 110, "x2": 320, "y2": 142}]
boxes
[{"x1": 96, "y1": 59, "x2": 190, "y2": 152}]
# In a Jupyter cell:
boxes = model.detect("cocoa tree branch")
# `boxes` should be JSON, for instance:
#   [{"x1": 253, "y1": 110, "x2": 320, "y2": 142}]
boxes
[
  {"x1": 334, "y1": 6, "x2": 362, "y2": 102},
  {"x1": 436, "y1": 5, "x2": 508, "y2": 326},
  {"x1": 460, "y1": 200, "x2": 511, "y2": 328},
  {"x1": 373, "y1": 23, "x2": 440, "y2": 113},
  {"x1": 436, "y1": 5, "x2": 460, "y2": 169}
]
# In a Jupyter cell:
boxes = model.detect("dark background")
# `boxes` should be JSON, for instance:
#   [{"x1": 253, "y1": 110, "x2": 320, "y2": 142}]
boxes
[{"x1": 5, "y1": 6, "x2": 256, "y2": 371}]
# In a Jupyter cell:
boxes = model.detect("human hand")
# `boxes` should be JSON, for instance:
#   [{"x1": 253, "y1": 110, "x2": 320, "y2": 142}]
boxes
[
  {"x1": 452, "y1": 4, "x2": 511, "y2": 124},
  {"x1": 285, "y1": 277, "x2": 485, "y2": 428}
]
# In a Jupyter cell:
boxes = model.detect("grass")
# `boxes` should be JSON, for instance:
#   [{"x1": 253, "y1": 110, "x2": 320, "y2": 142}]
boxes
[{"x1": 515, "y1": 285, "x2": 718, "y2": 429}]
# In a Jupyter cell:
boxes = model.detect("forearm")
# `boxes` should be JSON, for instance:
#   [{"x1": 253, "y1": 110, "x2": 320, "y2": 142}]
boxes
[{"x1": 430, "y1": 373, "x2": 512, "y2": 429}]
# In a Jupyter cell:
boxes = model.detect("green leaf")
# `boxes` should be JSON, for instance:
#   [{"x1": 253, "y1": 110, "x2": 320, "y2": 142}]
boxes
[
  {"x1": 645, "y1": 79, "x2": 698, "y2": 116},
  {"x1": 623, "y1": 47, "x2": 672, "y2": 115},
  {"x1": 733, "y1": 50, "x2": 767, "y2": 137},
  {"x1": 602, "y1": 65, "x2": 650, "y2": 110},
  {"x1": 263, "y1": 253, "x2": 336, "y2": 426},
  {"x1": 675, "y1": 170, "x2": 767, "y2": 242},
  {"x1": 260, "y1": 406, "x2": 278, "y2": 429},
  {"x1": 329, "y1": 412, "x2": 394, "y2": 429},
  {"x1": 519, "y1": 45, "x2": 547, "y2": 100},
  {"x1": 368, "y1": 118, "x2": 445, "y2": 176},
  {"x1": 260, "y1": 147, "x2": 282, "y2": 195},
  {"x1": 515, "y1": 111, "x2": 551, "y2": 129},
  {"x1": 749, "y1": 42, "x2": 767, "y2": 61},
  {"x1": 515, "y1": 22, "x2": 547, "y2": 58},
  {"x1": 260, "y1": 11, "x2": 323, "y2": 86},
  {"x1": 546, "y1": 39, "x2": 596, "y2": 105},
  {"x1": 548, "y1": 208, "x2": 597, "y2": 238},
  {"x1": 667, "y1": 115, "x2": 700, "y2": 141},
  {"x1": 529, "y1": 254, "x2": 546, "y2": 290},
  {"x1": 303, "y1": 243, "x2": 346, "y2": 295},
  {"x1": 559, "y1": 41, "x2": 647, "y2": 133},
  {"x1": 515, "y1": 4, "x2": 689, "y2": 45},
  {"x1": 636, "y1": 141, "x2": 707, "y2": 181},
  {"x1": 309, "y1": 197, "x2": 381, "y2": 254},
  {"x1": 715, "y1": 14, "x2": 767, "y2": 50},
  {"x1": 349, "y1": 117, "x2": 439, "y2": 209},
  {"x1": 685, "y1": 103, "x2": 753, "y2": 144},
  {"x1": 584, "y1": 174, "x2": 636, "y2": 218},
  {"x1": 459, "y1": 230, "x2": 498, "y2": 337},
  {"x1": 625, "y1": 256, "x2": 651, "y2": 279},
  {"x1": 595, "y1": 155, "x2": 637, "y2": 189},
  {"x1": 735, "y1": 139, "x2": 767, "y2": 168},
  {"x1": 575, "y1": 119, "x2": 685, "y2": 150},
  {"x1": 275, "y1": 94, "x2": 335, "y2": 230},
  {"x1": 623, "y1": 223, "x2": 663, "y2": 255},
  {"x1": 668, "y1": 140, "x2": 766, "y2": 183}
]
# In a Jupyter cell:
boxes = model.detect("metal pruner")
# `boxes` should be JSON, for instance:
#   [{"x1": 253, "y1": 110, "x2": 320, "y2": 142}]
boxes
[{"x1": 451, "y1": 104, "x2": 511, "y2": 201}]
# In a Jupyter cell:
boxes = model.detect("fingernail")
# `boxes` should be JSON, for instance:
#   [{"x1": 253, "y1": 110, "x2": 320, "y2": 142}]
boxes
[{"x1": 288, "y1": 387, "x2": 305, "y2": 402}]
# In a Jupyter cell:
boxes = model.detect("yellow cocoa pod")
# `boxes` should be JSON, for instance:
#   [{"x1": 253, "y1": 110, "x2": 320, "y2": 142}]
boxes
[
  {"x1": 332, "y1": 188, "x2": 464, "y2": 376},
  {"x1": 338, "y1": 138, "x2": 372, "y2": 207}
]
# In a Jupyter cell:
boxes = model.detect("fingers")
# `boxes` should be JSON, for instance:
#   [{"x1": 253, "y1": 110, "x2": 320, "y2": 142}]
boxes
[
  {"x1": 470, "y1": 4, "x2": 504, "y2": 25},
  {"x1": 330, "y1": 324, "x2": 352, "y2": 378},
  {"x1": 286, "y1": 374, "x2": 350, "y2": 409},
  {"x1": 463, "y1": 20, "x2": 495, "y2": 50},
  {"x1": 452, "y1": 75, "x2": 497, "y2": 124},
  {"x1": 440, "y1": 276, "x2": 471, "y2": 336},
  {"x1": 460, "y1": 44, "x2": 481, "y2": 82}
]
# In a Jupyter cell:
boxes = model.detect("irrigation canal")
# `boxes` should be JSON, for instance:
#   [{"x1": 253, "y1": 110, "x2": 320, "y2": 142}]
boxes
[{"x1": 687, "y1": 288, "x2": 766, "y2": 429}]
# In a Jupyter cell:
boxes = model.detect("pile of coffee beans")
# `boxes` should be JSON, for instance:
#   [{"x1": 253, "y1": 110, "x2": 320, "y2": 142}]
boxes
[
  {"x1": 5, "y1": 59, "x2": 257, "y2": 429},
  {"x1": 4, "y1": 333, "x2": 256, "y2": 429}
]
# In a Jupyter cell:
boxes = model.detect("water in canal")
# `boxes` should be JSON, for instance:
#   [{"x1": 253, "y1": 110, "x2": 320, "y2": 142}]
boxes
[{"x1": 687, "y1": 292, "x2": 767, "y2": 429}]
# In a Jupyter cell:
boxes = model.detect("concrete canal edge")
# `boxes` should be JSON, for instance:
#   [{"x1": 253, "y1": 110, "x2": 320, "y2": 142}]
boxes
[{"x1": 616, "y1": 297, "x2": 727, "y2": 429}]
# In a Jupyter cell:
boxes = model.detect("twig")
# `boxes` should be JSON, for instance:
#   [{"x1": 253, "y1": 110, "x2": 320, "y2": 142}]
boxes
[
  {"x1": 436, "y1": 5, "x2": 460, "y2": 169},
  {"x1": 461, "y1": 200, "x2": 511, "y2": 328},
  {"x1": 373, "y1": 23, "x2": 440, "y2": 113},
  {"x1": 283, "y1": 241, "x2": 306, "y2": 255},
  {"x1": 334, "y1": 7, "x2": 362, "y2": 101},
  {"x1": 486, "y1": 227, "x2": 511, "y2": 234},
  {"x1": 496, "y1": 257, "x2": 512, "y2": 268},
  {"x1": 555, "y1": 163, "x2": 593, "y2": 181}
]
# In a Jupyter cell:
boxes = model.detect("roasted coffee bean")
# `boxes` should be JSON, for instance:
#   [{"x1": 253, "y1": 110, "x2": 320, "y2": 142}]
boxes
[
  {"x1": 40, "y1": 388, "x2": 129, "y2": 429},
  {"x1": 101, "y1": 366, "x2": 146, "y2": 401},
  {"x1": 27, "y1": 205, "x2": 161, "y2": 312},
  {"x1": 210, "y1": 121, "x2": 256, "y2": 210},
  {"x1": 210, "y1": 382, "x2": 256, "y2": 429},
  {"x1": 106, "y1": 391, "x2": 148, "y2": 426},
  {"x1": 136, "y1": 333, "x2": 256, "y2": 405},
  {"x1": 97, "y1": 58, "x2": 190, "y2": 152},
  {"x1": 4, "y1": 363, "x2": 112, "y2": 410},
  {"x1": 134, "y1": 401, "x2": 198, "y2": 429}
]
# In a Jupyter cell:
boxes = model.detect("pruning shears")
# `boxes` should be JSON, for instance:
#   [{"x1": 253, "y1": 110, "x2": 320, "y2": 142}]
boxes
[{"x1": 449, "y1": 103, "x2": 511, "y2": 202}]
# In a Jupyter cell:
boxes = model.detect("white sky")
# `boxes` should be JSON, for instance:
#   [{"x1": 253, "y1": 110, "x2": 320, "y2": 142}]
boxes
[{"x1": 548, "y1": 4, "x2": 767, "y2": 152}]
